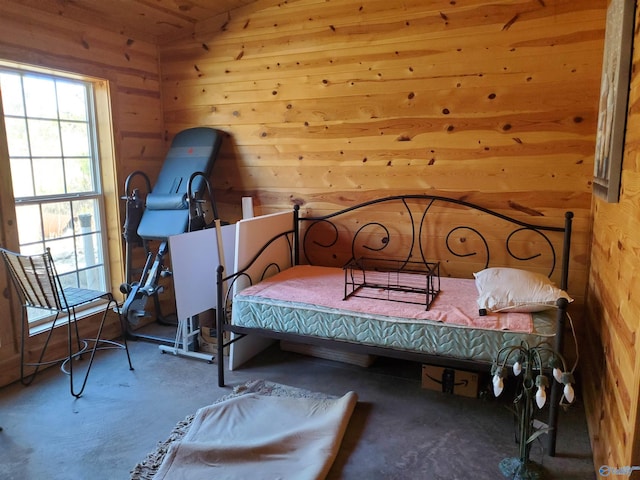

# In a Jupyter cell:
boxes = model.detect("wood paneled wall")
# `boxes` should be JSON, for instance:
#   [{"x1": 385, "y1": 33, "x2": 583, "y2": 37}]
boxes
[
  {"x1": 6, "y1": 0, "x2": 638, "y2": 475},
  {"x1": 161, "y1": 1, "x2": 613, "y2": 472},
  {"x1": 160, "y1": 0, "x2": 605, "y2": 305},
  {"x1": 584, "y1": 3, "x2": 640, "y2": 474},
  {"x1": 0, "y1": 1, "x2": 165, "y2": 386}
]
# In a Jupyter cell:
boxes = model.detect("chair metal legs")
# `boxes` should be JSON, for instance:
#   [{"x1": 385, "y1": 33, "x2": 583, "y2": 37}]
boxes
[
  {"x1": 20, "y1": 309, "x2": 85, "y2": 387},
  {"x1": 62, "y1": 294, "x2": 134, "y2": 398},
  {"x1": 21, "y1": 294, "x2": 134, "y2": 398}
]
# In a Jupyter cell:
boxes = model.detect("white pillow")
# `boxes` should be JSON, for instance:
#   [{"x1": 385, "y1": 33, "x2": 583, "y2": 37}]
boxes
[{"x1": 473, "y1": 267, "x2": 573, "y2": 313}]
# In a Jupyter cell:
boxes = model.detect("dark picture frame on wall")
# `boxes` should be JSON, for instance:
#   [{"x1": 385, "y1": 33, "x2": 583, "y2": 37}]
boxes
[{"x1": 594, "y1": 0, "x2": 636, "y2": 203}]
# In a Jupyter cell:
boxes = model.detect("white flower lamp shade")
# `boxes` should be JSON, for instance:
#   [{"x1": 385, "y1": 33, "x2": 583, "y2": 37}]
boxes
[
  {"x1": 563, "y1": 383, "x2": 575, "y2": 403},
  {"x1": 513, "y1": 361, "x2": 522, "y2": 376},
  {"x1": 535, "y1": 385, "x2": 546, "y2": 408},
  {"x1": 561, "y1": 372, "x2": 576, "y2": 403},
  {"x1": 535, "y1": 375, "x2": 548, "y2": 409},
  {"x1": 493, "y1": 374, "x2": 504, "y2": 397},
  {"x1": 553, "y1": 367, "x2": 563, "y2": 383}
]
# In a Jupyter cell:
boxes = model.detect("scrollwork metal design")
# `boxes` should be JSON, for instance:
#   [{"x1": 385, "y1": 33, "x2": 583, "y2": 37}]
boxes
[
  {"x1": 298, "y1": 195, "x2": 567, "y2": 281},
  {"x1": 302, "y1": 219, "x2": 338, "y2": 265},
  {"x1": 445, "y1": 226, "x2": 490, "y2": 268},
  {"x1": 506, "y1": 228, "x2": 556, "y2": 278},
  {"x1": 351, "y1": 222, "x2": 391, "y2": 259}
]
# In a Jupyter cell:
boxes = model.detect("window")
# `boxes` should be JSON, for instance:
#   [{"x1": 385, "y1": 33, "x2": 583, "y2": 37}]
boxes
[{"x1": 0, "y1": 68, "x2": 109, "y2": 325}]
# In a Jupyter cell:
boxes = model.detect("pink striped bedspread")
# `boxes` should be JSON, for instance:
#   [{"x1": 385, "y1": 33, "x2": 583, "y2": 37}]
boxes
[{"x1": 236, "y1": 265, "x2": 533, "y2": 333}]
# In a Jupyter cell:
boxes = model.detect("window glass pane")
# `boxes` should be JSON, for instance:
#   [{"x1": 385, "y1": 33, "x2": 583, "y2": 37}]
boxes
[
  {"x1": 15, "y1": 204, "x2": 43, "y2": 244},
  {"x1": 4, "y1": 117, "x2": 29, "y2": 156},
  {"x1": 23, "y1": 76, "x2": 58, "y2": 119},
  {"x1": 9, "y1": 157, "x2": 34, "y2": 197},
  {"x1": 79, "y1": 266, "x2": 106, "y2": 291},
  {"x1": 47, "y1": 237, "x2": 77, "y2": 275},
  {"x1": 0, "y1": 72, "x2": 24, "y2": 116},
  {"x1": 73, "y1": 199, "x2": 105, "y2": 290},
  {"x1": 42, "y1": 202, "x2": 73, "y2": 240},
  {"x1": 73, "y1": 199, "x2": 100, "y2": 232},
  {"x1": 20, "y1": 243, "x2": 46, "y2": 256},
  {"x1": 64, "y1": 157, "x2": 92, "y2": 193},
  {"x1": 33, "y1": 157, "x2": 64, "y2": 196},
  {"x1": 28, "y1": 119, "x2": 61, "y2": 157},
  {"x1": 56, "y1": 81, "x2": 87, "y2": 121},
  {"x1": 61, "y1": 121, "x2": 89, "y2": 156},
  {"x1": 57, "y1": 272, "x2": 78, "y2": 290},
  {"x1": 53, "y1": 272, "x2": 78, "y2": 288},
  {"x1": 75, "y1": 232, "x2": 101, "y2": 269}
]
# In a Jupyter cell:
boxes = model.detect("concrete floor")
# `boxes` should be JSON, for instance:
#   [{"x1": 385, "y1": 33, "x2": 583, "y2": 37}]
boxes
[{"x1": 0, "y1": 334, "x2": 595, "y2": 480}]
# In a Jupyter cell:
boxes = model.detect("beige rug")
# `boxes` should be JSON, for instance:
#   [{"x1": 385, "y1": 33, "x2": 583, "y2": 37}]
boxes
[{"x1": 130, "y1": 379, "x2": 357, "y2": 480}]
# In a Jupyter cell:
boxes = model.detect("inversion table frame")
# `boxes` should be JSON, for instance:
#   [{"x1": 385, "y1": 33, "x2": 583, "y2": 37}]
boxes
[{"x1": 120, "y1": 127, "x2": 224, "y2": 351}]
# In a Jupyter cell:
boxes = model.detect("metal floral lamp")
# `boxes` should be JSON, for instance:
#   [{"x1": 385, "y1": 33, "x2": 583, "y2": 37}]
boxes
[{"x1": 492, "y1": 341, "x2": 576, "y2": 479}]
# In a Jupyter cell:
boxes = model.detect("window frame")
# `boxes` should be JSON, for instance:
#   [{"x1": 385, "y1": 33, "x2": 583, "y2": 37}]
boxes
[{"x1": 0, "y1": 65, "x2": 115, "y2": 328}]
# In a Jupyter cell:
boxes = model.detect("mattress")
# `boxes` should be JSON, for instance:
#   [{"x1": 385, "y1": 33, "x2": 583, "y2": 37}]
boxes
[{"x1": 231, "y1": 265, "x2": 557, "y2": 363}]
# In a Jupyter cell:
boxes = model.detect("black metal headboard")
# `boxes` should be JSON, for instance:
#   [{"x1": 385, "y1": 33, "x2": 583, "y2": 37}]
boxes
[{"x1": 294, "y1": 195, "x2": 573, "y2": 290}]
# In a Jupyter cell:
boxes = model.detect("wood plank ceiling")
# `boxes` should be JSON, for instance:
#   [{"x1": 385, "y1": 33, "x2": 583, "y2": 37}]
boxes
[{"x1": 5, "y1": 0, "x2": 257, "y2": 44}]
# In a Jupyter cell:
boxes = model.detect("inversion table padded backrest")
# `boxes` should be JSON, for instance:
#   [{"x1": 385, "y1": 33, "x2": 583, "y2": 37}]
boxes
[{"x1": 137, "y1": 127, "x2": 223, "y2": 241}]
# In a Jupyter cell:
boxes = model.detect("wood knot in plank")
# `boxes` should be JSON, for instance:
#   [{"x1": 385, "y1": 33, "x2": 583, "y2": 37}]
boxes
[
  {"x1": 502, "y1": 14, "x2": 519, "y2": 31},
  {"x1": 508, "y1": 201, "x2": 543, "y2": 217}
]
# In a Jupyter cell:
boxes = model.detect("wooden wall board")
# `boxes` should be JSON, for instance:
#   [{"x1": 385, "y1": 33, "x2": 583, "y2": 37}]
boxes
[
  {"x1": 1, "y1": 0, "x2": 259, "y2": 44},
  {"x1": 586, "y1": 28, "x2": 640, "y2": 460}
]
